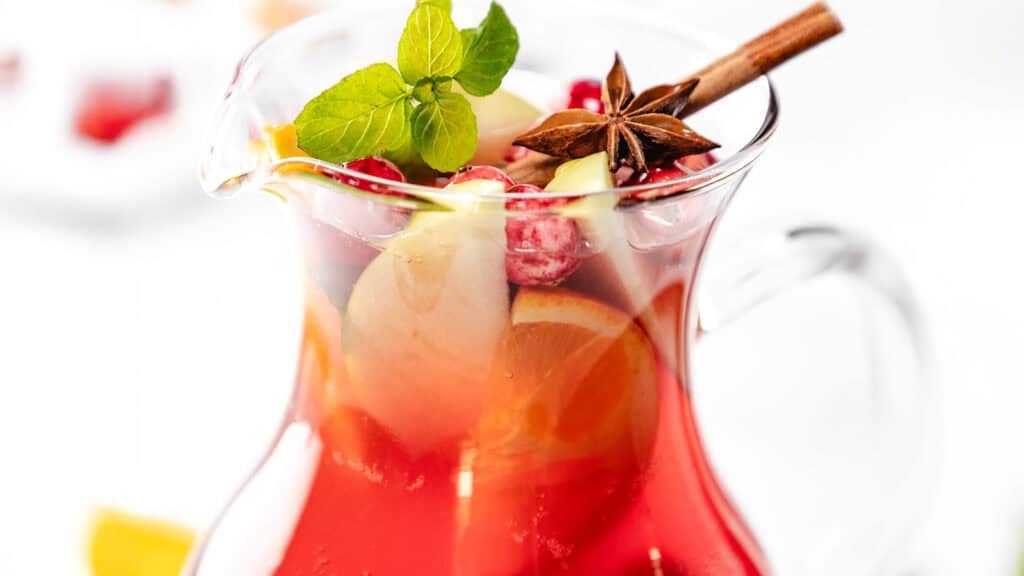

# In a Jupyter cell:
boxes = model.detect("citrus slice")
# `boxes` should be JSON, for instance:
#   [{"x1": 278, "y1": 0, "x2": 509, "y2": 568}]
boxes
[
  {"x1": 88, "y1": 509, "x2": 194, "y2": 576},
  {"x1": 477, "y1": 287, "x2": 658, "y2": 467},
  {"x1": 261, "y1": 123, "x2": 308, "y2": 160},
  {"x1": 459, "y1": 288, "x2": 659, "y2": 574}
]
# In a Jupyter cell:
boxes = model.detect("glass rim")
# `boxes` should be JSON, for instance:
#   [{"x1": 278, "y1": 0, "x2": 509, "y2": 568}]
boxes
[{"x1": 205, "y1": 4, "x2": 780, "y2": 206}]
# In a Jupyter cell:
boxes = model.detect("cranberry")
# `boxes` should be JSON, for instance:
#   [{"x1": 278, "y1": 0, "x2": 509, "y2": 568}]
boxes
[
  {"x1": 503, "y1": 145, "x2": 530, "y2": 164},
  {"x1": 505, "y1": 184, "x2": 582, "y2": 286},
  {"x1": 338, "y1": 157, "x2": 407, "y2": 195},
  {"x1": 74, "y1": 75, "x2": 174, "y2": 144},
  {"x1": 676, "y1": 151, "x2": 717, "y2": 173},
  {"x1": 645, "y1": 166, "x2": 687, "y2": 184},
  {"x1": 622, "y1": 153, "x2": 722, "y2": 203},
  {"x1": 447, "y1": 165, "x2": 515, "y2": 190},
  {"x1": 566, "y1": 79, "x2": 604, "y2": 114},
  {"x1": 331, "y1": 157, "x2": 411, "y2": 232},
  {"x1": 624, "y1": 165, "x2": 686, "y2": 187}
]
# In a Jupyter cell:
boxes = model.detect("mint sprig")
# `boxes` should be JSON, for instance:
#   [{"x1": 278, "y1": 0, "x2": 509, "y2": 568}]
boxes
[
  {"x1": 456, "y1": 2, "x2": 519, "y2": 97},
  {"x1": 415, "y1": 0, "x2": 452, "y2": 14},
  {"x1": 295, "y1": 63, "x2": 411, "y2": 165},
  {"x1": 398, "y1": 4, "x2": 464, "y2": 84},
  {"x1": 412, "y1": 89, "x2": 477, "y2": 172},
  {"x1": 294, "y1": 1, "x2": 519, "y2": 173}
]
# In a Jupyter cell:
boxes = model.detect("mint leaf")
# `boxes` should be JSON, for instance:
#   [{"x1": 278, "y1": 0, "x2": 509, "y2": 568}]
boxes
[
  {"x1": 411, "y1": 90, "x2": 477, "y2": 172},
  {"x1": 295, "y1": 63, "x2": 411, "y2": 164},
  {"x1": 415, "y1": 0, "x2": 451, "y2": 13},
  {"x1": 455, "y1": 2, "x2": 519, "y2": 97},
  {"x1": 397, "y1": 4, "x2": 464, "y2": 85},
  {"x1": 382, "y1": 130, "x2": 418, "y2": 166}
]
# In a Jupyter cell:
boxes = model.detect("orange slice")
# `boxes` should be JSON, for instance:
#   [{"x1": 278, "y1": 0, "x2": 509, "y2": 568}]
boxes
[
  {"x1": 248, "y1": 123, "x2": 308, "y2": 166},
  {"x1": 477, "y1": 287, "x2": 659, "y2": 471},
  {"x1": 88, "y1": 509, "x2": 194, "y2": 576},
  {"x1": 262, "y1": 123, "x2": 308, "y2": 160},
  {"x1": 458, "y1": 288, "x2": 660, "y2": 574}
]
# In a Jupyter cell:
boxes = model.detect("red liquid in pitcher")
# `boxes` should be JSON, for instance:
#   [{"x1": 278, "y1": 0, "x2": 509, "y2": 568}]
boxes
[{"x1": 272, "y1": 274, "x2": 768, "y2": 576}]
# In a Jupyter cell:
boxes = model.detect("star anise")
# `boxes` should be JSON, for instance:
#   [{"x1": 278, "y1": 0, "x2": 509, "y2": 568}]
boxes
[{"x1": 513, "y1": 54, "x2": 719, "y2": 174}]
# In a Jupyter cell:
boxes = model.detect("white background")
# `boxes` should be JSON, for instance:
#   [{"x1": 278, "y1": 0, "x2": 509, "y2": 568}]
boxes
[{"x1": 0, "y1": 0, "x2": 1021, "y2": 574}]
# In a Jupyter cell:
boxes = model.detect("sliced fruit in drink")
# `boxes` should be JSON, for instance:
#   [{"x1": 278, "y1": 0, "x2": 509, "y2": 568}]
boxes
[
  {"x1": 340, "y1": 178, "x2": 510, "y2": 452},
  {"x1": 549, "y1": 152, "x2": 703, "y2": 368},
  {"x1": 466, "y1": 88, "x2": 544, "y2": 166},
  {"x1": 295, "y1": 280, "x2": 347, "y2": 424},
  {"x1": 261, "y1": 123, "x2": 309, "y2": 160},
  {"x1": 478, "y1": 287, "x2": 658, "y2": 466},
  {"x1": 545, "y1": 150, "x2": 616, "y2": 198},
  {"x1": 548, "y1": 152, "x2": 659, "y2": 314},
  {"x1": 460, "y1": 287, "x2": 658, "y2": 574}
]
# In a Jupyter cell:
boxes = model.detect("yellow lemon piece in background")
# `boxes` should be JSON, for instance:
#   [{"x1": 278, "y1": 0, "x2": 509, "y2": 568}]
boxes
[{"x1": 88, "y1": 509, "x2": 195, "y2": 576}]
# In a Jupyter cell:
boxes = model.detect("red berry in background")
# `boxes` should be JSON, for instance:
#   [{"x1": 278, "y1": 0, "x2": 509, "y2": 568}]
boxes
[
  {"x1": 505, "y1": 184, "x2": 582, "y2": 286},
  {"x1": 566, "y1": 79, "x2": 604, "y2": 114},
  {"x1": 338, "y1": 157, "x2": 407, "y2": 195},
  {"x1": 448, "y1": 165, "x2": 515, "y2": 190},
  {"x1": 74, "y1": 75, "x2": 174, "y2": 144},
  {"x1": 0, "y1": 53, "x2": 18, "y2": 88}
]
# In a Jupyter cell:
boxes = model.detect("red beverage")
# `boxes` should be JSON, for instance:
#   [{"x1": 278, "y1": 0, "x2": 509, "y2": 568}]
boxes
[{"x1": 262, "y1": 204, "x2": 767, "y2": 575}]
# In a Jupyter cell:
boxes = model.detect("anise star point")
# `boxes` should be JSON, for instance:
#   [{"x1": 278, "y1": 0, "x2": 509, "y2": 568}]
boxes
[{"x1": 513, "y1": 53, "x2": 719, "y2": 175}]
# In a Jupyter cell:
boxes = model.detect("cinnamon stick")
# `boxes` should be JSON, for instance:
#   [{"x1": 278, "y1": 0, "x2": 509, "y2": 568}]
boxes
[
  {"x1": 506, "y1": 2, "x2": 843, "y2": 187},
  {"x1": 682, "y1": 2, "x2": 843, "y2": 116}
]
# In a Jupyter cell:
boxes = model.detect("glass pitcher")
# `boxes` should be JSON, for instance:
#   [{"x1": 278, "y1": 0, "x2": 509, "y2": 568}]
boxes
[{"x1": 192, "y1": 2, "x2": 935, "y2": 574}]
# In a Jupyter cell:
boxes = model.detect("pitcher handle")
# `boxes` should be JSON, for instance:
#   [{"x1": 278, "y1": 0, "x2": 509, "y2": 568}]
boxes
[{"x1": 695, "y1": 224, "x2": 938, "y2": 575}]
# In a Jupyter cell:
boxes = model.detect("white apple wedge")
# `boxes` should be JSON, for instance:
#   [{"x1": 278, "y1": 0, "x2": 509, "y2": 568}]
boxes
[
  {"x1": 466, "y1": 88, "x2": 544, "y2": 166},
  {"x1": 340, "y1": 179, "x2": 510, "y2": 452},
  {"x1": 547, "y1": 152, "x2": 682, "y2": 368}
]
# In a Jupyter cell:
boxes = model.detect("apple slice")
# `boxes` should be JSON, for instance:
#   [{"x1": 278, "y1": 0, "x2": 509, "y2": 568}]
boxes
[
  {"x1": 465, "y1": 88, "x2": 544, "y2": 166},
  {"x1": 340, "y1": 179, "x2": 510, "y2": 452},
  {"x1": 547, "y1": 152, "x2": 656, "y2": 316},
  {"x1": 547, "y1": 152, "x2": 689, "y2": 369}
]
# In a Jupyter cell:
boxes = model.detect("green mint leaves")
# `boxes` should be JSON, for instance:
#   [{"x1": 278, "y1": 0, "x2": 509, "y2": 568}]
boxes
[
  {"x1": 398, "y1": 4, "x2": 464, "y2": 84},
  {"x1": 412, "y1": 90, "x2": 477, "y2": 171},
  {"x1": 456, "y1": 2, "x2": 519, "y2": 96},
  {"x1": 415, "y1": 0, "x2": 451, "y2": 12},
  {"x1": 294, "y1": 1, "x2": 519, "y2": 173},
  {"x1": 295, "y1": 63, "x2": 411, "y2": 165}
]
